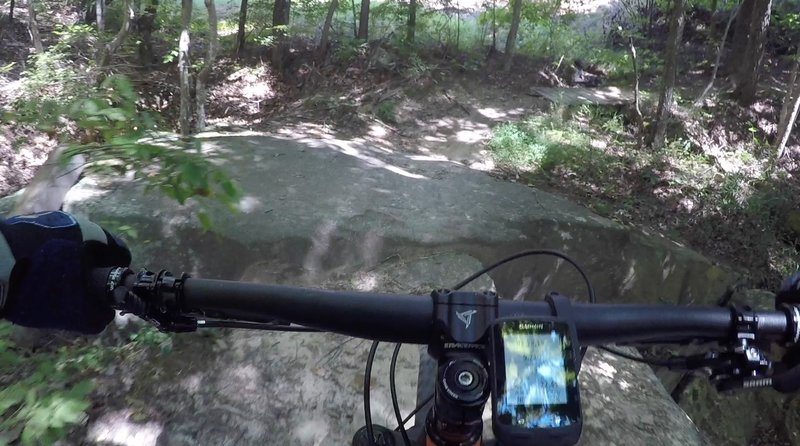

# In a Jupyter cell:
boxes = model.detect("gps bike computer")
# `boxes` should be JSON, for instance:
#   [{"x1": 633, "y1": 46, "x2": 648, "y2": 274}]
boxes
[{"x1": 489, "y1": 317, "x2": 582, "y2": 446}]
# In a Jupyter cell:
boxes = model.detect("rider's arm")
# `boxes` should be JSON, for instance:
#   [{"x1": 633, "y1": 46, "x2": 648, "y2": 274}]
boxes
[{"x1": 0, "y1": 211, "x2": 131, "y2": 334}]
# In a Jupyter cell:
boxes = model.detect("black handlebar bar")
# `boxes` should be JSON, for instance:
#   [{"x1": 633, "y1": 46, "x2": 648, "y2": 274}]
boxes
[{"x1": 96, "y1": 267, "x2": 796, "y2": 346}]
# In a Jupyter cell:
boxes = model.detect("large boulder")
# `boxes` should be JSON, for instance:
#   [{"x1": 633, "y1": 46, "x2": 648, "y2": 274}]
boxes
[
  {"x1": 60, "y1": 133, "x2": 736, "y2": 306},
  {"x1": 52, "y1": 133, "x2": 744, "y2": 444}
]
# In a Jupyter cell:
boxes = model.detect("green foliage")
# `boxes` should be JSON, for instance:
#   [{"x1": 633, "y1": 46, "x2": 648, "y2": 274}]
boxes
[
  {"x1": 9, "y1": 72, "x2": 241, "y2": 230},
  {"x1": 375, "y1": 100, "x2": 397, "y2": 123},
  {"x1": 129, "y1": 326, "x2": 173, "y2": 353},
  {"x1": 0, "y1": 322, "x2": 101, "y2": 445},
  {"x1": 13, "y1": 40, "x2": 93, "y2": 128},
  {"x1": 488, "y1": 114, "x2": 600, "y2": 173},
  {"x1": 333, "y1": 38, "x2": 367, "y2": 63},
  {"x1": 406, "y1": 53, "x2": 434, "y2": 78}
]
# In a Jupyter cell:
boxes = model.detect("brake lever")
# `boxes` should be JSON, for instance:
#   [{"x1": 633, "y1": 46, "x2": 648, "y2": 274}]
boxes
[{"x1": 665, "y1": 342, "x2": 773, "y2": 393}]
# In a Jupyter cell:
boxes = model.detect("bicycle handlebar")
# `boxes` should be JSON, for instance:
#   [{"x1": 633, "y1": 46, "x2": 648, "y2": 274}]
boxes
[
  {"x1": 96, "y1": 267, "x2": 797, "y2": 346},
  {"x1": 90, "y1": 264, "x2": 800, "y2": 446}
]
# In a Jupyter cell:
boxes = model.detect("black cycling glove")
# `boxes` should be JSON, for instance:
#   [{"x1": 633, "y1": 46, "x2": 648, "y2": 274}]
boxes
[{"x1": 0, "y1": 211, "x2": 131, "y2": 334}]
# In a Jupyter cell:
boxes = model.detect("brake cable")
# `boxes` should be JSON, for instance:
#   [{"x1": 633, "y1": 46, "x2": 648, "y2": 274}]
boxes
[{"x1": 195, "y1": 320, "x2": 322, "y2": 332}]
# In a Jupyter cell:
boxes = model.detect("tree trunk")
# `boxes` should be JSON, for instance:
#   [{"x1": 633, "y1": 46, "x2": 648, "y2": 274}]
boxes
[
  {"x1": 729, "y1": 0, "x2": 753, "y2": 68},
  {"x1": 491, "y1": 0, "x2": 496, "y2": 50},
  {"x1": 357, "y1": 0, "x2": 369, "y2": 40},
  {"x1": 316, "y1": 0, "x2": 338, "y2": 62},
  {"x1": 694, "y1": 0, "x2": 741, "y2": 105},
  {"x1": 179, "y1": 0, "x2": 192, "y2": 136},
  {"x1": 350, "y1": 0, "x2": 357, "y2": 37},
  {"x1": 271, "y1": 0, "x2": 290, "y2": 71},
  {"x1": 502, "y1": 0, "x2": 523, "y2": 72},
  {"x1": 406, "y1": 0, "x2": 416, "y2": 43},
  {"x1": 629, "y1": 37, "x2": 644, "y2": 138},
  {"x1": 776, "y1": 50, "x2": 800, "y2": 159},
  {"x1": 236, "y1": 0, "x2": 248, "y2": 56},
  {"x1": 96, "y1": 0, "x2": 134, "y2": 76},
  {"x1": 137, "y1": 0, "x2": 157, "y2": 66},
  {"x1": 196, "y1": 0, "x2": 217, "y2": 131},
  {"x1": 455, "y1": 1, "x2": 460, "y2": 50},
  {"x1": 27, "y1": 0, "x2": 43, "y2": 53},
  {"x1": 96, "y1": 0, "x2": 105, "y2": 31},
  {"x1": 648, "y1": 0, "x2": 687, "y2": 150},
  {"x1": 9, "y1": 0, "x2": 14, "y2": 22},
  {"x1": 733, "y1": 0, "x2": 771, "y2": 106}
]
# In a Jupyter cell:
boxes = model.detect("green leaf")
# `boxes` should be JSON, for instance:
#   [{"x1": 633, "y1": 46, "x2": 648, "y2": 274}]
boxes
[
  {"x1": 49, "y1": 397, "x2": 90, "y2": 427},
  {"x1": 180, "y1": 162, "x2": 205, "y2": 188},
  {"x1": 197, "y1": 212, "x2": 213, "y2": 231},
  {"x1": 99, "y1": 108, "x2": 129, "y2": 121},
  {"x1": 68, "y1": 380, "x2": 94, "y2": 399},
  {"x1": 220, "y1": 180, "x2": 239, "y2": 199},
  {"x1": 0, "y1": 385, "x2": 25, "y2": 414}
]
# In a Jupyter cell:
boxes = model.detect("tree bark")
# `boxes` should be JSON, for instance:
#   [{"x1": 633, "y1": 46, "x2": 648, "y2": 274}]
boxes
[
  {"x1": 456, "y1": 1, "x2": 460, "y2": 50},
  {"x1": 137, "y1": 0, "x2": 158, "y2": 66},
  {"x1": 196, "y1": 0, "x2": 217, "y2": 130},
  {"x1": 350, "y1": 0, "x2": 357, "y2": 37},
  {"x1": 357, "y1": 0, "x2": 369, "y2": 40},
  {"x1": 179, "y1": 0, "x2": 192, "y2": 136},
  {"x1": 316, "y1": 0, "x2": 338, "y2": 62},
  {"x1": 694, "y1": 0, "x2": 741, "y2": 105},
  {"x1": 729, "y1": 0, "x2": 753, "y2": 68},
  {"x1": 648, "y1": 0, "x2": 686, "y2": 150},
  {"x1": 406, "y1": 0, "x2": 416, "y2": 43},
  {"x1": 776, "y1": 49, "x2": 800, "y2": 159},
  {"x1": 733, "y1": 0, "x2": 771, "y2": 106},
  {"x1": 97, "y1": 0, "x2": 134, "y2": 76},
  {"x1": 629, "y1": 37, "x2": 644, "y2": 138},
  {"x1": 236, "y1": 0, "x2": 248, "y2": 56},
  {"x1": 27, "y1": 0, "x2": 43, "y2": 53},
  {"x1": 271, "y1": 0, "x2": 290, "y2": 71},
  {"x1": 491, "y1": 0, "x2": 496, "y2": 50},
  {"x1": 96, "y1": 0, "x2": 105, "y2": 31},
  {"x1": 502, "y1": 0, "x2": 523, "y2": 72}
]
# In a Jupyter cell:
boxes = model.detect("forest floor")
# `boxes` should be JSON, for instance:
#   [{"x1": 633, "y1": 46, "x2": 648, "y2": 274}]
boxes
[
  {"x1": 190, "y1": 46, "x2": 800, "y2": 292},
  {"x1": 4, "y1": 43, "x2": 800, "y2": 291}
]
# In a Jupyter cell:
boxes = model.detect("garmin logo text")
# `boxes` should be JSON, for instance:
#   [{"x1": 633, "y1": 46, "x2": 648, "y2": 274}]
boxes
[{"x1": 456, "y1": 310, "x2": 478, "y2": 329}]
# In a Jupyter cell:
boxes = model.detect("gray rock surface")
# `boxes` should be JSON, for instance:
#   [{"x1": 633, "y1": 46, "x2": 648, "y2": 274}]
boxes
[
  {"x1": 61, "y1": 133, "x2": 734, "y2": 306},
  {"x1": 50, "y1": 133, "x2": 742, "y2": 444}
]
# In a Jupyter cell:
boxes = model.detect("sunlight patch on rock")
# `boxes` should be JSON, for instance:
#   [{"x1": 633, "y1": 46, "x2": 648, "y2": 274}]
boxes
[{"x1": 87, "y1": 410, "x2": 162, "y2": 446}]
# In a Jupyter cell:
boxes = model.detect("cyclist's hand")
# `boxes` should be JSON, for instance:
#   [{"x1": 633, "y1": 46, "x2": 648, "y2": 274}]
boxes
[{"x1": 0, "y1": 211, "x2": 131, "y2": 334}]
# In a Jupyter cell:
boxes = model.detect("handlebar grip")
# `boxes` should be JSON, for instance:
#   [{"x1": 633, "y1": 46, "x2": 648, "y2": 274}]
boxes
[
  {"x1": 90, "y1": 267, "x2": 115, "y2": 301},
  {"x1": 90, "y1": 267, "x2": 137, "y2": 309}
]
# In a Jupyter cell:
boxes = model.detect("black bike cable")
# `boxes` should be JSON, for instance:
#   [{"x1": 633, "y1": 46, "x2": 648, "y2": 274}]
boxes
[
  {"x1": 451, "y1": 249, "x2": 597, "y2": 304},
  {"x1": 364, "y1": 341, "x2": 379, "y2": 446},
  {"x1": 196, "y1": 320, "x2": 322, "y2": 331},
  {"x1": 390, "y1": 343, "x2": 412, "y2": 446},
  {"x1": 400, "y1": 393, "x2": 433, "y2": 426}
]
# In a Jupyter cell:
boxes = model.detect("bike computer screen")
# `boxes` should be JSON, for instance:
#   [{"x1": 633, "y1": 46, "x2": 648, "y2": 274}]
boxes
[{"x1": 491, "y1": 319, "x2": 581, "y2": 446}]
